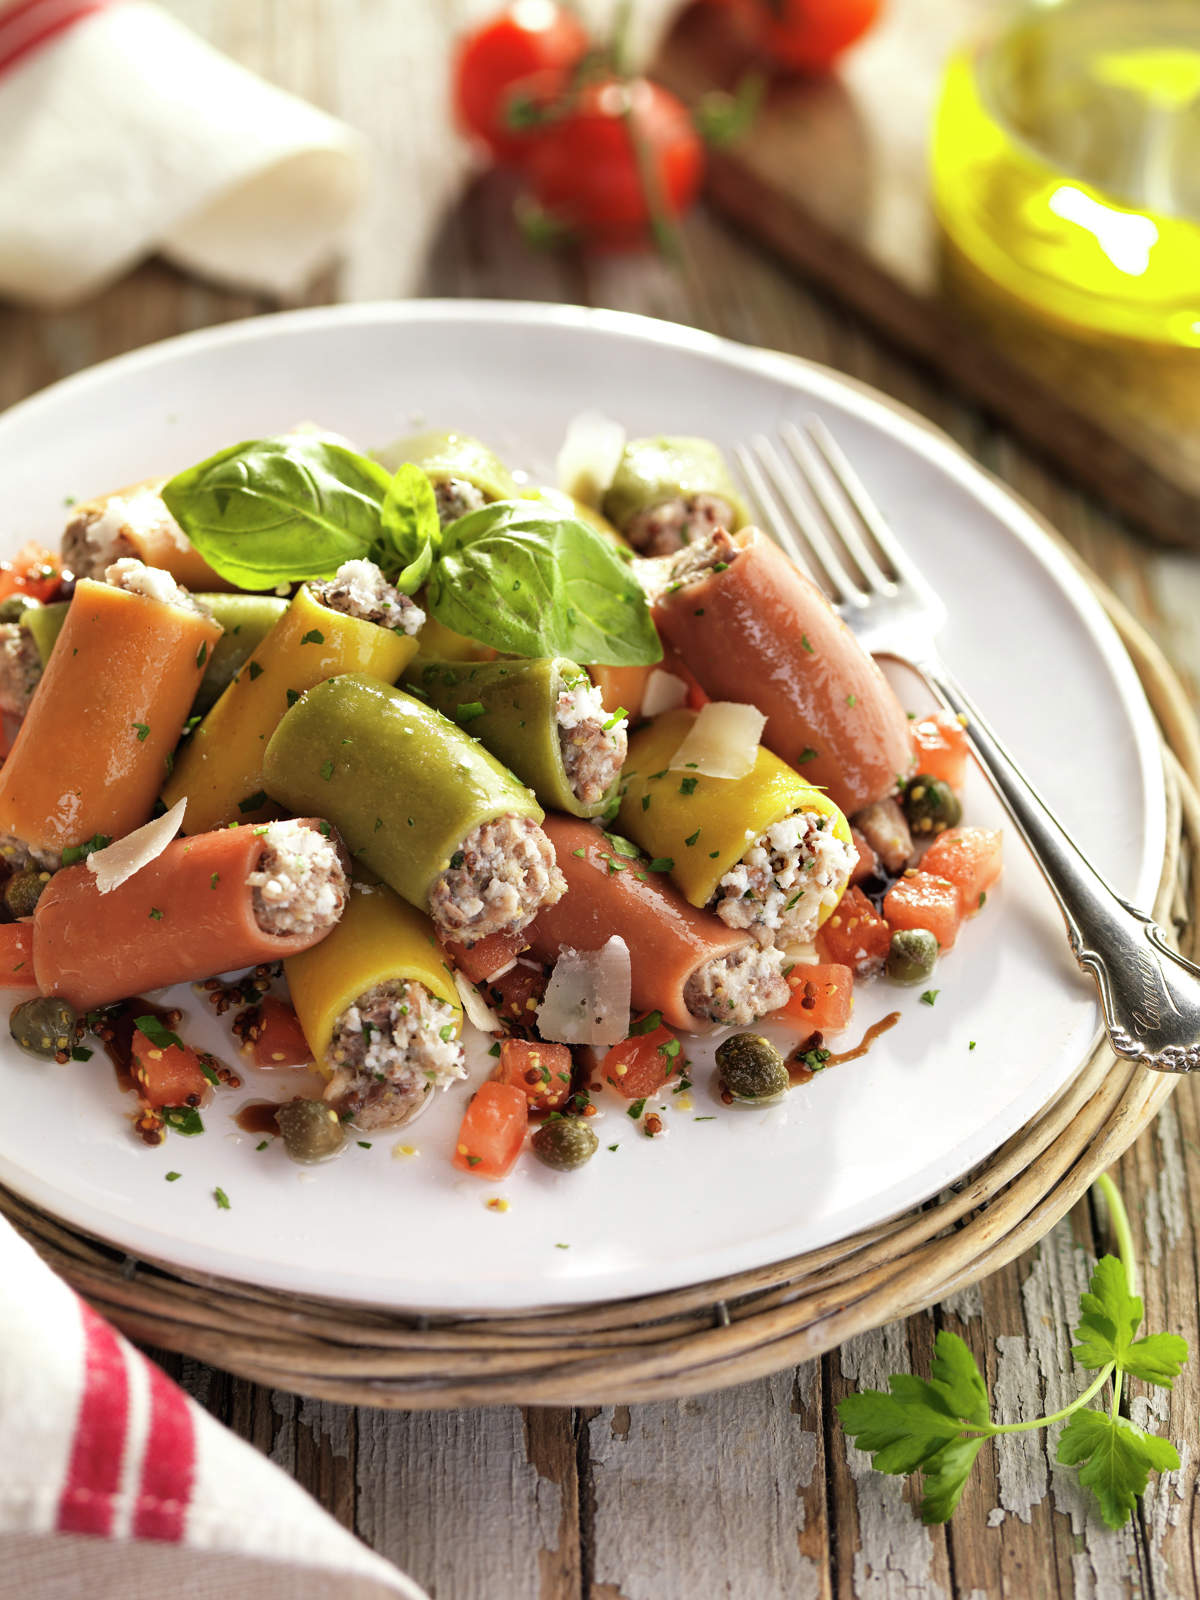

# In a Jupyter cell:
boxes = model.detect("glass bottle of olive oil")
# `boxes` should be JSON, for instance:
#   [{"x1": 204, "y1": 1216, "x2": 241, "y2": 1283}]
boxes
[{"x1": 932, "y1": 0, "x2": 1200, "y2": 347}]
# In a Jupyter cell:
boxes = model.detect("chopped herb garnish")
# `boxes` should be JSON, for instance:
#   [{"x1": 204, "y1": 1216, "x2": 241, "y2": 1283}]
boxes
[
  {"x1": 921, "y1": 990, "x2": 939, "y2": 1006},
  {"x1": 71, "y1": 1046, "x2": 93, "y2": 1061},
  {"x1": 797, "y1": 747, "x2": 819, "y2": 763},
  {"x1": 694, "y1": 1115, "x2": 716, "y2": 1121},
  {"x1": 165, "y1": 1171, "x2": 181, "y2": 1182},
  {"x1": 319, "y1": 759, "x2": 334, "y2": 781},
  {"x1": 603, "y1": 832, "x2": 640, "y2": 859},
  {"x1": 608, "y1": 1143, "x2": 619, "y2": 1151},
  {"x1": 679, "y1": 776, "x2": 699, "y2": 796},
  {"x1": 572, "y1": 847, "x2": 587, "y2": 858},
  {"x1": 801, "y1": 634, "x2": 814, "y2": 653},
  {"x1": 213, "y1": 1186, "x2": 231, "y2": 1210},
  {"x1": 439, "y1": 1024, "x2": 455, "y2": 1042},
  {"x1": 162, "y1": 1105, "x2": 204, "y2": 1136},
  {"x1": 449, "y1": 850, "x2": 465, "y2": 870},
  {"x1": 198, "y1": 1059, "x2": 220, "y2": 1086},
  {"x1": 969, "y1": 1041, "x2": 977, "y2": 1051},
  {"x1": 132, "y1": 721, "x2": 150, "y2": 742},
  {"x1": 238, "y1": 791, "x2": 268, "y2": 813},
  {"x1": 555, "y1": 1242, "x2": 570, "y2": 1249},
  {"x1": 684, "y1": 829, "x2": 700, "y2": 847},
  {"x1": 846, "y1": 693, "x2": 858, "y2": 707},
  {"x1": 196, "y1": 641, "x2": 208, "y2": 667},
  {"x1": 300, "y1": 628, "x2": 325, "y2": 645},
  {"x1": 649, "y1": 769, "x2": 668, "y2": 780},
  {"x1": 286, "y1": 688, "x2": 301, "y2": 708},
  {"x1": 467, "y1": 1155, "x2": 482, "y2": 1167},
  {"x1": 357, "y1": 1140, "x2": 373, "y2": 1149},
  {"x1": 256, "y1": 1139, "x2": 269, "y2": 1150},
  {"x1": 148, "y1": 907, "x2": 164, "y2": 921},
  {"x1": 979, "y1": 891, "x2": 987, "y2": 908},
  {"x1": 244, "y1": 660, "x2": 264, "y2": 682},
  {"x1": 455, "y1": 701, "x2": 486, "y2": 724},
  {"x1": 629, "y1": 1011, "x2": 663, "y2": 1035},
  {"x1": 135, "y1": 1014, "x2": 184, "y2": 1051},
  {"x1": 488, "y1": 1041, "x2": 502, "y2": 1057},
  {"x1": 60, "y1": 834, "x2": 112, "y2": 867},
  {"x1": 648, "y1": 857, "x2": 674, "y2": 872},
  {"x1": 627, "y1": 1098, "x2": 647, "y2": 1119},
  {"x1": 642, "y1": 795, "x2": 651, "y2": 811}
]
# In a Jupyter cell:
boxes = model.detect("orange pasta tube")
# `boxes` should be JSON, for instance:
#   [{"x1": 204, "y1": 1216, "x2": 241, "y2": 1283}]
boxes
[
  {"x1": 0, "y1": 578, "x2": 221, "y2": 856},
  {"x1": 32, "y1": 820, "x2": 347, "y2": 1011}
]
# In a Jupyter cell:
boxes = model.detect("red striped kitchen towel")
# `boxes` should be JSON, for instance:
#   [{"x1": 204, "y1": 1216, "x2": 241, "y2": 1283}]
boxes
[
  {"x1": 0, "y1": 0, "x2": 367, "y2": 307},
  {"x1": 0, "y1": 1212, "x2": 427, "y2": 1599}
]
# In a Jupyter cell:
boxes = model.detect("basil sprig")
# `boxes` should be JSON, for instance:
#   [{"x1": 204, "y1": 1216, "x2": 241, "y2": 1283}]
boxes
[
  {"x1": 428, "y1": 500, "x2": 661, "y2": 667},
  {"x1": 163, "y1": 437, "x2": 661, "y2": 667}
]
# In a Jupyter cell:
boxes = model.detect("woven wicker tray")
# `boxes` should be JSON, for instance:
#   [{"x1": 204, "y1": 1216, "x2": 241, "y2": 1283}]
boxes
[{"x1": 2, "y1": 506, "x2": 1195, "y2": 1408}]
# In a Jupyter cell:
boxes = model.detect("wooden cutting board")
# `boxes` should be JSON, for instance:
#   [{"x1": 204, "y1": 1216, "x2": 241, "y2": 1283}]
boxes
[{"x1": 653, "y1": 0, "x2": 1200, "y2": 546}]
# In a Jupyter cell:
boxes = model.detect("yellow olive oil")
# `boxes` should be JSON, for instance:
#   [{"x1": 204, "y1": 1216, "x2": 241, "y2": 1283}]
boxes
[{"x1": 932, "y1": 1, "x2": 1200, "y2": 347}]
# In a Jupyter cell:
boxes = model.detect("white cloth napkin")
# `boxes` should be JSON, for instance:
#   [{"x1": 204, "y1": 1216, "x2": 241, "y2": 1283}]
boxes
[
  {"x1": 0, "y1": 0, "x2": 368, "y2": 307},
  {"x1": 0, "y1": 1212, "x2": 427, "y2": 1600}
]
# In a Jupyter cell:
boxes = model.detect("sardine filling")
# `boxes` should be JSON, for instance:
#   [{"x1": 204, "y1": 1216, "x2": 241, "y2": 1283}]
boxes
[
  {"x1": 428, "y1": 813, "x2": 565, "y2": 944},
  {"x1": 709, "y1": 811, "x2": 856, "y2": 949},
  {"x1": 310, "y1": 558, "x2": 425, "y2": 636},
  {"x1": 683, "y1": 943, "x2": 789, "y2": 1027},
  {"x1": 434, "y1": 478, "x2": 486, "y2": 527},
  {"x1": 248, "y1": 820, "x2": 348, "y2": 937},
  {"x1": 625, "y1": 493, "x2": 737, "y2": 558},
  {"x1": 323, "y1": 979, "x2": 466, "y2": 1131},
  {"x1": 556, "y1": 676, "x2": 627, "y2": 805}
]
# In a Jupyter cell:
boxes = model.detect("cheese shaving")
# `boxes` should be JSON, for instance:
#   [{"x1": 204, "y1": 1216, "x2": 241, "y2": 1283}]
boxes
[
  {"x1": 641, "y1": 669, "x2": 689, "y2": 718},
  {"x1": 536, "y1": 936, "x2": 631, "y2": 1047},
  {"x1": 668, "y1": 702, "x2": 766, "y2": 780},
  {"x1": 453, "y1": 972, "x2": 503, "y2": 1034},
  {"x1": 87, "y1": 798, "x2": 187, "y2": 894},
  {"x1": 556, "y1": 411, "x2": 626, "y2": 507}
]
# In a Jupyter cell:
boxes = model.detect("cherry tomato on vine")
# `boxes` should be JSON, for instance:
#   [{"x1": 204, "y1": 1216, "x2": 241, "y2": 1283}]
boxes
[
  {"x1": 452, "y1": 1, "x2": 590, "y2": 165},
  {"x1": 737, "y1": 0, "x2": 882, "y2": 73},
  {"x1": 524, "y1": 78, "x2": 704, "y2": 250}
]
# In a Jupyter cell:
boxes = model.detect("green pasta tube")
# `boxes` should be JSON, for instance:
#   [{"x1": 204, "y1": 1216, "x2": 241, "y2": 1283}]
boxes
[
  {"x1": 601, "y1": 436, "x2": 748, "y2": 556},
  {"x1": 404, "y1": 655, "x2": 627, "y2": 819},
  {"x1": 386, "y1": 430, "x2": 517, "y2": 523},
  {"x1": 262, "y1": 674, "x2": 560, "y2": 943}
]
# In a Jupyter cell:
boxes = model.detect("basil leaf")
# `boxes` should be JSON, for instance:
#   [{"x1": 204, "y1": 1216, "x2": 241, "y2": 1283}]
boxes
[
  {"x1": 162, "y1": 436, "x2": 391, "y2": 590},
  {"x1": 394, "y1": 537, "x2": 435, "y2": 595},
  {"x1": 427, "y1": 500, "x2": 662, "y2": 666},
  {"x1": 382, "y1": 463, "x2": 440, "y2": 566}
]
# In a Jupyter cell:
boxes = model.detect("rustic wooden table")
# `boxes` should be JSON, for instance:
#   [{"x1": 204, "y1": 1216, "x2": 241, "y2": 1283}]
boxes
[{"x1": 3, "y1": 3, "x2": 1199, "y2": 1595}]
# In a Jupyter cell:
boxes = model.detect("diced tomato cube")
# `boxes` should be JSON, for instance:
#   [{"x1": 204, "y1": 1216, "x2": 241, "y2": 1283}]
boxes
[
  {"x1": 442, "y1": 929, "x2": 528, "y2": 985},
  {"x1": 251, "y1": 995, "x2": 312, "y2": 1068},
  {"x1": 920, "y1": 827, "x2": 1003, "y2": 917},
  {"x1": 884, "y1": 872, "x2": 961, "y2": 949},
  {"x1": 494, "y1": 1038, "x2": 573, "y2": 1111},
  {"x1": 478, "y1": 957, "x2": 548, "y2": 1036},
  {"x1": 911, "y1": 710, "x2": 969, "y2": 790},
  {"x1": 816, "y1": 886, "x2": 892, "y2": 973},
  {"x1": 777, "y1": 963, "x2": 854, "y2": 1033},
  {"x1": 0, "y1": 542, "x2": 63, "y2": 605},
  {"x1": 588, "y1": 661, "x2": 656, "y2": 720},
  {"x1": 131, "y1": 1028, "x2": 211, "y2": 1108},
  {"x1": 849, "y1": 828, "x2": 877, "y2": 885},
  {"x1": 601, "y1": 1013, "x2": 686, "y2": 1099},
  {"x1": 453, "y1": 1080, "x2": 528, "y2": 1178}
]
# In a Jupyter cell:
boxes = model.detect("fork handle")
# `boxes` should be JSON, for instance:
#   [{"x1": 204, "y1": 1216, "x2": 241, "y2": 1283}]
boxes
[{"x1": 919, "y1": 660, "x2": 1200, "y2": 1074}]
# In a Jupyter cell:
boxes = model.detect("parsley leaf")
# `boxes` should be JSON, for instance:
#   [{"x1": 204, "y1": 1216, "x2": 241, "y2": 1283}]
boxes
[
  {"x1": 1057, "y1": 1411, "x2": 1180, "y2": 1531},
  {"x1": 135, "y1": 1014, "x2": 184, "y2": 1052}
]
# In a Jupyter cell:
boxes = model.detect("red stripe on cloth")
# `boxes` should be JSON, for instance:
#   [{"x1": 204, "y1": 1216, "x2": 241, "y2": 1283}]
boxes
[
  {"x1": 0, "y1": 0, "x2": 117, "y2": 79},
  {"x1": 56, "y1": 1300, "x2": 129, "y2": 1535},
  {"x1": 131, "y1": 1357, "x2": 195, "y2": 1541}
]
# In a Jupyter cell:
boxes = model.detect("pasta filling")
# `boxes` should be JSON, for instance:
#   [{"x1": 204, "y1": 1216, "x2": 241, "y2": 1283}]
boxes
[
  {"x1": 310, "y1": 558, "x2": 425, "y2": 636},
  {"x1": 709, "y1": 811, "x2": 857, "y2": 949},
  {"x1": 323, "y1": 979, "x2": 466, "y2": 1131},
  {"x1": 0, "y1": 623, "x2": 43, "y2": 718},
  {"x1": 61, "y1": 487, "x2": 183, "y2": 579},
  {"x1": 556, "y1": 674, "x2": 628, "y2": 805},
  {"x1": 248, "y1": 819, "x2": 348, "y2": 938},
  {"x1": 625, "y1": 493, "x2": 738, "y2": 558},
  {"x1": 434, "y1": 477, "x2": 486, "y2": 527},
  {"x1": 683, "y1": 943, "x2": 789, "y2": 1026},
  {"x1": 104, "y1": 558, "x2": 204, "y2": 613},
  {"x1": 663, "y1": 526, "x2": 743, "y2": 591},
  {"x1": 428, "y1": 813, "x2": 566, "y2": 944}
]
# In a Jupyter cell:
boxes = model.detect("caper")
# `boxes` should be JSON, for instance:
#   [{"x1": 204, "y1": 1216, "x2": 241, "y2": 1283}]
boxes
[
  {"x1": 0, "y1": 595, "x2": 37, "y2": 625},
  {"x1": 531, "y1": 1116, "x2": 598, "y2": 1171},
  {"x1": 716, "y1": 1033, "x2": 790, "y2": 1102},
  {"x1": 886, "y1": 928, "x2": 939, "y2": 985},
  {"x1": 276, "y1": 1097, "x2": 346, "y2": 1164},
  {"x1": 4, "y1": 868, "x2": 48, "y2": 920},
  {"x1": 902, "y1": 773, "x2": 962, "y2": 837},
  {"x1": 10, "y1": 996, "x2": 76, "y2": 1060}
]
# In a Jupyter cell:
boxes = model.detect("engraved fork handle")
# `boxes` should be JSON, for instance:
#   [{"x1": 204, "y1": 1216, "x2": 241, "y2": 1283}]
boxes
[{"x1": 911, "y1": 655, "x2": 1200, "y2": 1074}]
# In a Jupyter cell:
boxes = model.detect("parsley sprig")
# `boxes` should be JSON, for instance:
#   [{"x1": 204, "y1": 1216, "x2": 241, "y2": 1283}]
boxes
[{"x1": 838, "y1": 1175, "x2": 1187, "y2": 1529}]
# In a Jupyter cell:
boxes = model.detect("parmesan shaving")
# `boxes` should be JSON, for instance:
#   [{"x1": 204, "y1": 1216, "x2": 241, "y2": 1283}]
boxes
[
  {"x1": 556, "y1": 411, "x2": 626, "y2": 507},
  {"x1": 641, "y1": 669, "x2": 689, "y2": 718},
  {"x1": 668, "y1": 702, "x2": 766, "y2": 780},
  {"x1": 454, "y1": 971, "x2": 502, "y2": 1034},
  {"x1": 536, "y1": 936, "x2": 631, "y2": 1047},
  {"x1": 87, "y1": 798, "x2": 187, "y2": 894}
]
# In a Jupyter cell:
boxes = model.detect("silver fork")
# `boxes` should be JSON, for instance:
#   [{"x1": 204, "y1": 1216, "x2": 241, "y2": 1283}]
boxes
[{"x1": 735, "y1": 417, "x2": 1200, "y2": 1075}]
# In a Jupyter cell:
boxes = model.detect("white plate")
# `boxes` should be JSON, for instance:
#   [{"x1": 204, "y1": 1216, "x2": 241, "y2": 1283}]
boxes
[{"x1": 0, "y1": 302, "x2": 1163, "y2": 1312}]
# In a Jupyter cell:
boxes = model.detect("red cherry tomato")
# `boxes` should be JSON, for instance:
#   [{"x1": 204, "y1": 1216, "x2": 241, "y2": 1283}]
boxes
[
  {"x1": 737, "y1": 0, "x2": 882, "y2": 73},
  {"x1": 525, "y1": 77, "x2": 705, "y2": 249},
  {"x1": 453, "y1": 1, "x2": 589, "y2": 165}
]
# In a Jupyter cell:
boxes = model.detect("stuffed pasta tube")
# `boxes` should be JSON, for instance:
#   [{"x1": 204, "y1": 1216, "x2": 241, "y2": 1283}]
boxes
[
  {"x1": 32, "y1": 818, "x2": 348, "y2": 1011},
  {"x1": 523, "y1": 817, "x2": 789, "y2": 1031},
  {"x1": 0, "y1": 562, "x2": 222, "y2": 865},
  {"x1": 406, "y1": 656, "x2": 628, "y2": 819},
  {"x1": 164, "y1": 561, "x2": 422, "y2": 832},
  {"x1": 263, "y1": 673, "x2": 566, "y2": 945},
  {"x1": 61, "y1": 480, "x2": 230, "y2": 591},
  {"x1": 381, "y1": 430, "x2": 517, "y2": 527},
  {"x1": 617, "y1": 708, "x2": 856, "y2": 949},
  {"x1": 601, "y1": 437, "x2": 747, "y2": 556},
  {"x1": 285, "y1": 877, "x2": 465, "y2": 1130},
  {"x1": 653, "y1": 528, "x2": 913, "y2": 816}
]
